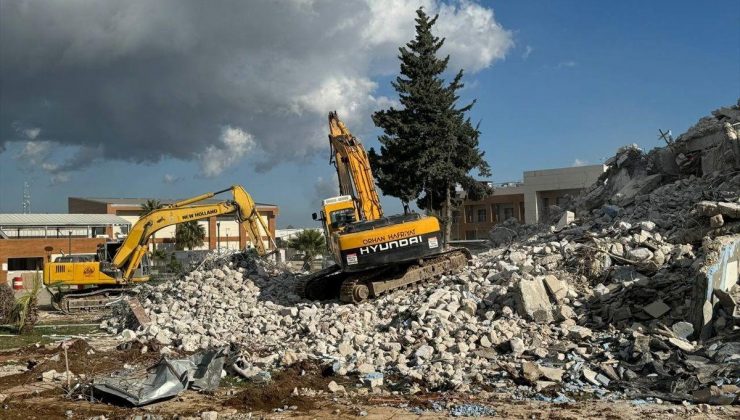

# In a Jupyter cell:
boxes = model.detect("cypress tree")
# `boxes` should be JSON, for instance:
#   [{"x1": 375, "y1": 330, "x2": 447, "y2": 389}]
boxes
[{"x1": 370, "y1": 7, "x2": 491, "y2": 242}]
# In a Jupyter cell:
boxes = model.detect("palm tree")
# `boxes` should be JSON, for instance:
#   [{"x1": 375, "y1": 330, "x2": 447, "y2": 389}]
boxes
[
  {"x1": 176, "y1": 221, "x2": 206, "y2": 250},
  {"x1": 141, "y1": 199, "x2": 163, "y2": 251},
  {"x1": 287, "y1": 229, "x2": 326, "y2": 271}
]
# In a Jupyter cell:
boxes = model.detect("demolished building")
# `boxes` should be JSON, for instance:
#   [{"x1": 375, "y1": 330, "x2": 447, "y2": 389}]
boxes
[{"x1": 106, "y1": 101, "x2": 740, "y2": 406}]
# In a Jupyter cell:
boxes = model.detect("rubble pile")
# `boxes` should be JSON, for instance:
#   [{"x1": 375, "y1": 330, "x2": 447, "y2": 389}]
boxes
[{"x1": 106, "y1": 104, "x2": 740, "y2": 405}]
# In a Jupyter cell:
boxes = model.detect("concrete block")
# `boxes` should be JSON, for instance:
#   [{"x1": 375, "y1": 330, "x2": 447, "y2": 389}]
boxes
[{"x1": 515, "y1": 278, "x2": 553, "y2": 323}]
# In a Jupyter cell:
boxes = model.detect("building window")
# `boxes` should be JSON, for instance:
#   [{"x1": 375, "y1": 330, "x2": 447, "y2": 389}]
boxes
[
  {"x1": 465, "y1": 207, "x2": 473, "y2": 223},
  {"x1": 504, "y1": 207, "x2": 514, "y2": 220},
  {"x1": 7, "y1": 257, "x2": 44, "y2": 271},
  {"x1": 477, "y1": 209, "x2": 487, "y2": 222},
  {"x1": 465, "y1": 230, "x2": 476, "y2": 240}
]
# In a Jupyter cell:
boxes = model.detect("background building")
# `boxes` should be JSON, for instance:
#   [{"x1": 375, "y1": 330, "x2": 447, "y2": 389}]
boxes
[
  {"x1": 0, "y1": 214, "x2": 130, "y2": 285},
  {"x1": 451, "y1": 164, "x2": 605, "y2": 240},
  {"x1": 68, "y1": 197, "x2": 279, "y2": 252}
]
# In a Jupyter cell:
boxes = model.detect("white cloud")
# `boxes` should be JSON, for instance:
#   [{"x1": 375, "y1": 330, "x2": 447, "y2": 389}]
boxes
[
  {"x1": 435, "y1": 0, "x2": 514, "y2": 72},
  {"x1": 163, "y1": 174, "x2": 181, "y2": 184},
  {"x1": 15, "y1": 135, "x2": 100, "y2": 184},
  {"x1": 556, "y1": 60, "x2": 577, "y2": 69},
  {"x1": 18, "y1": 140, "x2": 52, "y2": 165},
  {"x1": 23, "y1": 127, "x2": 41, "y2": 140},
  {"x1": 50, "y1": 173, "x2": 70, "y2": 185},
  {"x1": 522, "y1": 45, "x2": 533, "y2": 60},
  {"x1": 572, "y1": 158, "x2": 588, "y2": 167},
  {"x1": 199, "y1": 126, "x2": 255, "y2": 177}
]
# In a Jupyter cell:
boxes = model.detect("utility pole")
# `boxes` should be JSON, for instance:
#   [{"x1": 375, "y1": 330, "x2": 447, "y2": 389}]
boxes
[
  {"x1": 217, "y1": 222, "x2": 221, "y2": 252},
  {"x1": 68, "y1": 231, "x2": 72, "y2": 255}
]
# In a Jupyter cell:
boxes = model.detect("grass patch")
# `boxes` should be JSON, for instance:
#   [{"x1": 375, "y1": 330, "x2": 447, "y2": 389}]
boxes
[
  {"x1": 220, "y1": 374, "x2": 252, "y2": 389},
  {"x1": 0, "y1": 324, "x2": 101, "y2": 350}
]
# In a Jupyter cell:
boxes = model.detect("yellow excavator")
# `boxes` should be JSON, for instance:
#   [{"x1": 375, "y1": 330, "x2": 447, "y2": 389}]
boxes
[
  {"x1": 298, "y1": 112, "x2": 470, "y2": 303},
  {"x1": 44, "y1": 185, "x2": 275, "y2": 312}
]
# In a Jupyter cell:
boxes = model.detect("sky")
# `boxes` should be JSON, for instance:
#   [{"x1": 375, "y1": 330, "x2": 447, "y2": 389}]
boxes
[{"x1": 0, "y1": 0, "x2": 738, "y2": 227}]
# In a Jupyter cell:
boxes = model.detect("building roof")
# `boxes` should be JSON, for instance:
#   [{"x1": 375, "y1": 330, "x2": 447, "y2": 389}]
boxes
[
  {"x1": 72, "y1": 197, "x2": 278, "y2": 208},
  {"x1": 0, "y1": 214, "x2": 131, "y2": 226}
]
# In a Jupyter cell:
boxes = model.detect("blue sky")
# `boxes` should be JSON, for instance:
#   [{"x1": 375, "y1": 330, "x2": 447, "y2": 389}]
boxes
[{"x1": 0, "y1": 0, "x2": 738, "y2": 227}]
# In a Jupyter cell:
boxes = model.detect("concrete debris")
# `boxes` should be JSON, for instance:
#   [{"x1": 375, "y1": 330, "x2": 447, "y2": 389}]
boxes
[
  {"x1": 327, "y1": 381, "x2": 345, "y2": 394},
  {"x1": 515, "y1": 277, "x2": 553, "y2": 323},
  {"x1": 643, "y1": 300, "x2": 671, "y2": 318},
  {"x1": 104, "y1": 104, "x2": 740, "y2": 406}
]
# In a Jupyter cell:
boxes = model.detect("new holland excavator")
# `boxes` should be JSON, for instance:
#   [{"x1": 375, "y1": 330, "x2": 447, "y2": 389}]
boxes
[
  {"x1": 298, "y1": 112, "x2": 470, "y2": 303},
  {"x1": 44, "y1": 185, "x2": 275, "y2": 312}
]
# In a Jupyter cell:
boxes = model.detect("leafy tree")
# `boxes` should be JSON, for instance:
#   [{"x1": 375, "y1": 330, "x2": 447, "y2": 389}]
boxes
[
  {"x1": 150, "y1": 248, "x2": 167, "y2": 268},
  {"x1": 166, "y1": 253, "x2": 183, "y2": 273},
  {"x1": 141, "y1": 199, "x2": 163, "y2": 251},
  {"x1": 370, "y1": 7, "x2": 491, "y2": 242},
  {"x1": 287, "y1": 229, "x2": 326, "y2": 270},
  {"x1": 175, "y1": 221, "x2": 206, "y2": 250}
]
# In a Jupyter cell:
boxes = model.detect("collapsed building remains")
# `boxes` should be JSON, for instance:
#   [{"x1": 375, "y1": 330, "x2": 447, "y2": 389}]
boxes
[{"x1": 106, "y1": 102, "x2": 740, "y2": 406}]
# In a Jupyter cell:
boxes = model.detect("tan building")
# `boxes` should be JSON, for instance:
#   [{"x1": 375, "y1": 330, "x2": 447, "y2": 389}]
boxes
[
  {"x1": 0, "y1": 214, "x2": 131, "y2": 285},
  {"x1": 452, "y1": 164, "x2": 605, "y2": 240},
  {"x1": 68, "y1": 197, "x2": 279, "y2": 252}
]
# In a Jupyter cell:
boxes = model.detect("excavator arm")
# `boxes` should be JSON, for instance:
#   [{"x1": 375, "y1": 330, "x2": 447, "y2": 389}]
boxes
[
  {"x1": 112, "y1": 185, "x2": 274, "y2": 281},
  {"x1": 328, "y1": 111, "x2": 383, "y2": 221}
]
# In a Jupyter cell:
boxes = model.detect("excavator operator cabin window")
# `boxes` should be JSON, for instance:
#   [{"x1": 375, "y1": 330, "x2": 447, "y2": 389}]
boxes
[{"x1": 330, "y1": 208, "x2": 356, "y2": 228}]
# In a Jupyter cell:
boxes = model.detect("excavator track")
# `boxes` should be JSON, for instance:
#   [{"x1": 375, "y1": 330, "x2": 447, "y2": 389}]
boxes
[
  {"x1": 294, "y1": 265, "x2": 347, "y2": 301},
  {"x1": 299, "y1": 248, "x2": 471, "y2": 304},
  {"x1": 50, "y1": 287, "x2": 132, "y2": 313}
]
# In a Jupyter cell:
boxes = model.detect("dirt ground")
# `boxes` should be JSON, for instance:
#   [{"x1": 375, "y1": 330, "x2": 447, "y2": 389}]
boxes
[{"x1": 1, "y1": 313, "x2": 738, "y2": 419}]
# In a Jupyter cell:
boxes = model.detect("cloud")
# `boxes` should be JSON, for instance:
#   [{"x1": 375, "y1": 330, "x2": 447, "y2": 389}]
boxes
[
  {"x1": 522, "y1": 45, "x2": 533, "y2": 60},
  {"x1": 572, "y1": 158, "x2": 588, "y2": 167},
  {"x1": 199, "y1": 126, "x2": 255, "y2": 177},
  {"x1": 556, "y1": 60, "x2": 577, "y2": 69},
  {"x1": 0, "y1": 1, "x2": 513, "y2": 174},
  {"x1": 163, "y1": 174, "x2": 181, "y2": 184},
  {"x1": 18, "y1": 140, "x2": 52, "y2": 166},
  {"x1": 15, "y1": 134, "x2": 101, "y2": 184},
  {"x1": 312, "y1": 176, "x2": 340, "y2": 206}
]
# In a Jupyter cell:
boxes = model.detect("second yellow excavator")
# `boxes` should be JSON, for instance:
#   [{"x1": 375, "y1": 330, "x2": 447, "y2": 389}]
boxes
[
  {"x1": 298, "y1": 112, "x2": 470, "y2": 303},
  {"x1": 44, "y1": 185, "x2": 275, "y2": 312}
]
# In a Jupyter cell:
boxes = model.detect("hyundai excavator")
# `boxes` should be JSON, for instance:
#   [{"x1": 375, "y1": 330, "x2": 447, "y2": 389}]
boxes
[
  {"x1": 298, "y1": 112, "x2": 470, "y2": 303},
  {"x1": 44, "y1": 185, "x2": 275, "y2": 312}
]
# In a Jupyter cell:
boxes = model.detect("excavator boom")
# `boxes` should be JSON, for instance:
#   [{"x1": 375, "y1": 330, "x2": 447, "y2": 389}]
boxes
[
  {"x1": 328, "y1": 111, "x2": 383, "y2": 221},
  {"x1": 112, "y1": 185, "x2": 272, "y2": 281},
  {"x1": 43, "y1": 185, "x2": 275, "y2": 312}
]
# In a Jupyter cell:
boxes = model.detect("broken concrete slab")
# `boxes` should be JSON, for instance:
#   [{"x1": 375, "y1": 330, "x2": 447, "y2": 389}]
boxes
[
  {"x1": 671, "y1": 321, "x2": 694, "y2": 340},
  {"x1": 538, "y1": 365, "x2": 564, "y2": 382},
  {"x1": 515, "y1": 278, "x2": 553, "y2": 323},
  {"x1": 643, "y1": 300, "x2": 671, "y2": 318},
  {"x1": 542, "y1": 275, "x2": 568, "y2": 302},
  {"x1": 717, "y1": 202, "x2": 740, "y2": 219},
  {"x1": 555, "y1": 211, "x2": 575, "y2": 231}
]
